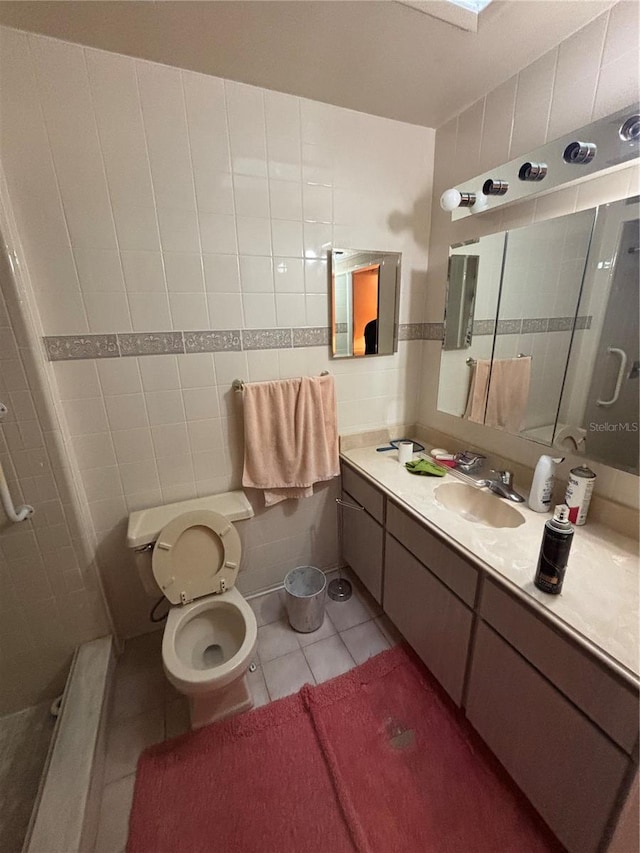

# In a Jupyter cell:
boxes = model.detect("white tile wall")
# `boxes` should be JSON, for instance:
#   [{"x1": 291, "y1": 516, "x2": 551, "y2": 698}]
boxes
[
  {"x1": 0, "y1": 255, "x2": 110, "y2": 716},
  {"x1": 0, "y1": 26, "x2": 434, "y2": 639},
  {"x1": 1, "y1": 26, "x2": 433, "y2": 343},
  {"x1": 421, "y1": 1, "x2": 640, "y2": 508}
]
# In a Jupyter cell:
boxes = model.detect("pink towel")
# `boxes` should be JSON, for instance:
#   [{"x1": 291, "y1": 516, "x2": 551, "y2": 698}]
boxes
[
  {"x1": 242, "y1": 374, "x2": 339, "y2": 506},
  {"x1": 464, "y1": 357, "x2": 532, "y2": 432}
]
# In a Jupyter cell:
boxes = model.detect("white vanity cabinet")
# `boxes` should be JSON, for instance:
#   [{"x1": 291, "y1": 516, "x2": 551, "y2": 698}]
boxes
[
  {"x1": 383, "y1": 534, "x2": 473, "y2": 705},
  {"x1": 339, "y1": 459, "x2": 639, "y2": 853},
  {"x1": 466, "y1": 579, "x2": 638, "y2": 853},
  {"x1": 383, "y1": 501, "x2": 478, "y2": 706},
  {"x1": 340, "y1": 464, "x2": 385, "y2": 604}
]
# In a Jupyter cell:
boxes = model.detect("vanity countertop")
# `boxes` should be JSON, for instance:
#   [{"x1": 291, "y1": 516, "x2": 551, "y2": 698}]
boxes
[{"x1": 341, "y1": 445, "x2": 640, "y2": 683}]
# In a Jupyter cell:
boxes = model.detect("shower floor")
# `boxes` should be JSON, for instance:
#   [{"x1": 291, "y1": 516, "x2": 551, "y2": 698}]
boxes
[{"x1": 0, "y1": 701, "x2": 56, "y2": 853}]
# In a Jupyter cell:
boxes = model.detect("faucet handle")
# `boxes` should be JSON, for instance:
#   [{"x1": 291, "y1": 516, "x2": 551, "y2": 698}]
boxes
[
  {"x1": 455, "y1": 451, "x2": 486, "y2": 472},
  {"x1": 491, "y1": 469, "x2": 514, "y2": 485}
]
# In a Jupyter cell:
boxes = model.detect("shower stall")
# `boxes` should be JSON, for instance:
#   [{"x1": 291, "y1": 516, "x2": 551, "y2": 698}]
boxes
[{"x1": 0, "y1": 195, "x2": 115, "y2": 851}]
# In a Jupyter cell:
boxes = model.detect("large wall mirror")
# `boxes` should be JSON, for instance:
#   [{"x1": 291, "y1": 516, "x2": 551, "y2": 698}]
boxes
[
  {"x1": 438, "y1": 196, "x2": 639, "y2": 474},
  {"x1": 330, "y1": 248, "x2": 401, "y2": 358}
]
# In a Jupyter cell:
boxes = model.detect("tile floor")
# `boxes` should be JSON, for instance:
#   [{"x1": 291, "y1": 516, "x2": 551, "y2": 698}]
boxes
[
  {"x1": 92, "y1": 570, "x2": 402, "y2": 853},
  {"x1": 0, "y1": 701, "x2": 56, "y2": 853}
]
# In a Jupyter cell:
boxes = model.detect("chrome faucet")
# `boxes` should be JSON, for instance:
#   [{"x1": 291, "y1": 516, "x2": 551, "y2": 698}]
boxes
[
  {"x1": 453, "y1": 451, "x2": 525, "y2": 502},
  {"x1": 483, "y1": 470, "x2": 525, "y2": 503},
  {"x1": 453, "y1": 451, "x2": 486, "y2": 473}
]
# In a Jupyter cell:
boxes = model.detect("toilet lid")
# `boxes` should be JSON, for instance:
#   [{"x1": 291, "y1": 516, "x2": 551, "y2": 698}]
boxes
[{"x1": 151, "y1": 510, "x2": 242, "y2": 605}]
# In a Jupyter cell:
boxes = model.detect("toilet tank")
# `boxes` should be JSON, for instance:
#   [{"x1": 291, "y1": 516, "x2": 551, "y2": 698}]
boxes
[{"x1": 126, "y1": 491, "x2": 254, "y2": 598}]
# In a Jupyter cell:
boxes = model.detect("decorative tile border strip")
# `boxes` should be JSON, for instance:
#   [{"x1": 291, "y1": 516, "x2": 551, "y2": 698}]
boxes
[
  {"x1": 472, "y1": 319, "x2": 496, "y2": 336},
  {"x1": 472, "y1": 316, "x2": 592, "y2": 336},
  {"x1": 117, "y1": 332, "x2": 184, "y2": 356},
  {"x1": 242, "y1": 329, "x2": 292, "y2": 350},
  {"x1": 398, "y1": 322, "x2": 444, "y2": 341},
  {"x1": 496, "y1": 319, "x2": 523, "y2": 335},
  {"x1": 184, "y1": 330, "x2": 241, "y2": 353},
  {"x1": 42, "y1": 316, "x2": 593, "y2": 361},
  {"x1": 398, "y1": 322, "x2": 425, "y2": 341},
  {"x1": 293, "y1": 327, "x2": 331, "y2": 347},
  {"x1": 547, "y1": 316, "x2": 574, "y2": 332},
  {"x1": 574, "y1": 315, "x2": 592, "y2": 331},
  {"x1": 423, "y1": 322, "x2": 445, "y2": 341},
  {"x1": 44, "y1": 334, "x2": 119, "y2": 361},
  {"x1": 522, "y1": 318, "x2": 548, "y2": 333}
]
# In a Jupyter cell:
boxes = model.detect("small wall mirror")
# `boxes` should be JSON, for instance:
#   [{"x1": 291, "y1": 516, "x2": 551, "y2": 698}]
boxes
[{"x1": 330, "y1": 248, "x2": 401, "y2": 358}]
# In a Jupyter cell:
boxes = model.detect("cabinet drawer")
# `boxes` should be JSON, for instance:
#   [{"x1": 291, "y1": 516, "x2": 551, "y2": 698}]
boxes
[
  {"x1": 386, "y1": 501, "x2": 478, "y2": 606},
  {"x1": 341, "y1": 463, "x2": 385, "y2": 524},
  {"x1": 384, "y1": 534, "x2": 473, "y2": 705},
  {"x1": 342, "y1": 489, "x2": 383, "y2": 603},
  {"x1": 481, "y1": 579, "x2": 639, "y2": 755},
  {"x1": 467, "y1": 622, "x2": 629, "y2": 853}
]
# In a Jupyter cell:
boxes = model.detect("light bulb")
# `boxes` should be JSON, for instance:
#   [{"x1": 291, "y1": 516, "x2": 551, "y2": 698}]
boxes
[{"x1": 440, "y1": 188, "x2": 462, "y2": 212}]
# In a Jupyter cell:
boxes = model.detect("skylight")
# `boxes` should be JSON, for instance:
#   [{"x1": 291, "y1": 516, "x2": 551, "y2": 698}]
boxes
[{"x1": 446, "y1": 0, "x2": 494, "y2": 12}]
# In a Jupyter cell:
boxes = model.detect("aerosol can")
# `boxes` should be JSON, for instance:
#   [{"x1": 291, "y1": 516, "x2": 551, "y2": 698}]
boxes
[{"x1": 534, "y1": 504, "x2": 574, "y2": 595}]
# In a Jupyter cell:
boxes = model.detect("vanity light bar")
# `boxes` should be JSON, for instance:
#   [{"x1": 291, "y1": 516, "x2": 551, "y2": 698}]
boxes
[
  {"x1": 441, "y1": 102, "x2": 639, "y2": 219},
  {"x1": 563, "y1": 141, "x2": 597, "y2": 164},
  {"x1": 482, "y1": 179, "x2": 509, "y2": 195},
  {"x1": 518, "y1": 162, "x2": 547, "y2": 181}
]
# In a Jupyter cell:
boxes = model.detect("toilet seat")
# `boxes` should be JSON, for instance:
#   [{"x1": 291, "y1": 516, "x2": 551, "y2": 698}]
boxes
[
  {"x1": 152, "y1": 509, "x2": 242, "y2": 604},
  {"x1": 162, "y1": 587, "x2": 258, "y2": 694}
]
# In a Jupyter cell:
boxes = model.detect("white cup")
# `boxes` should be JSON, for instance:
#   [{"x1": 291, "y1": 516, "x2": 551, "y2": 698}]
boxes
[{"x1": 397, "y1": 441, "x2": 413, "y2": 465}]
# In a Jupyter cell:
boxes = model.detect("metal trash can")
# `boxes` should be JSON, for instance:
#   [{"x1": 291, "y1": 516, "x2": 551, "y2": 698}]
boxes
[{"x1": 284, "y1": 566, "x2": 327, "y2": 633}]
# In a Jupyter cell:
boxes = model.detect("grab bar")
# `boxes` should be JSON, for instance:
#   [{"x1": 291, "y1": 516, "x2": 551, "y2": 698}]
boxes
[
  {"x1": 596, "y1": 347, "x2": 628, "y2": 407},
  {"x1": 0, "y1": 401, "x2": 34, "y2": 522},
  {"x1": 0, "y1": 461, "x2": 34, "y2": 522}
]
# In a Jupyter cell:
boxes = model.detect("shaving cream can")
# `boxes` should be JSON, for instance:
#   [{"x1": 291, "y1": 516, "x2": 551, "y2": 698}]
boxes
[{"x1": 564, "y1": 466, "x2": 596, "y2": 526}]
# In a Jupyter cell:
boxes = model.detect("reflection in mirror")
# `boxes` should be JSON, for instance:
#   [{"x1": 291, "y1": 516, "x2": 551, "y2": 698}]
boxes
[
  {"x1": 437, "y1": 198, "x2": 639, "y2": 475},
  {"x1": 437, "y1": 232, "x2": 506, "y2": 418},
  {"x1": 490, "y1": 208, "x2": 596, "y2": 439},
  {"x1": 443, "y1": 253, "x2": 479, "y2": 351},
  {"x1": 438, "y1": 209, "x2": 598, "y2": 436},
  {"x1": 330, "y1": 249, "x2": 401, "y2": 358},
  {"x1": 558, "y1": 197, "x2": 639, "y2": 474}
]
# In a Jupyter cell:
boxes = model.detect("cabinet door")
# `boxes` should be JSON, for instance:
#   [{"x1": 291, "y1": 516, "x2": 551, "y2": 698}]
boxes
[
  {"x1": 342, "y1": 490, "x2": 383, "y2": 603},
  {"x1": 466, "y1": 622, "x2": 630, "y2": 853},
  {"x1": 383, "y1": 534, "x2": 473, "y2": 705}
]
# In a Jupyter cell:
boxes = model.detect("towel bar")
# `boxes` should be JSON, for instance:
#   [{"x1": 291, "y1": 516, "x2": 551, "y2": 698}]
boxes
[
  {"x1": 232, "y1": 371, "x2": 329, "y2": 391},
  {"x1": 466, "y1": 353, "x2": 530, "y2": 366}
]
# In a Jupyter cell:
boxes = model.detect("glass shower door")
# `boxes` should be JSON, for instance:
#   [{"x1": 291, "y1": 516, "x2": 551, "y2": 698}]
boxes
[{"x1": 582, "y1": 217, "x2": 640, "y2": 473}]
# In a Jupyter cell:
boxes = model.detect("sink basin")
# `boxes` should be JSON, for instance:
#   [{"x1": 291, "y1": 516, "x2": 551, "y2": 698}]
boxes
[{"x1": 434, "y1": 482, "x2": 525, "y2": 529}]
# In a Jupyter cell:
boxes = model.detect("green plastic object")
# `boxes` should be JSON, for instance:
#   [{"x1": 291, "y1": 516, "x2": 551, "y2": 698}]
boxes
[{"x1": 405, "y1": 459, "x2": 447, "y2": 477}]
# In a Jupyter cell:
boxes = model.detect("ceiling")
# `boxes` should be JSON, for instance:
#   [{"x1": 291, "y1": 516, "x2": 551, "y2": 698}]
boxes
[{"x1": 0, "y1": 0, "x2": 616, "y2": 128}]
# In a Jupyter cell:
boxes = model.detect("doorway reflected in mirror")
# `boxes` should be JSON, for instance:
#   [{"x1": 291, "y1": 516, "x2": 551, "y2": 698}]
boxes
[{"x1": 330, "y1": 249, "x2": 401, "y2": 358}]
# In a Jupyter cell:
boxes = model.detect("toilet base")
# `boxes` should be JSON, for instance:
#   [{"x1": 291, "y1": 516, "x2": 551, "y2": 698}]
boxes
[{"x1": 188, "y1": 673, "x2": 254, "y2": 729}]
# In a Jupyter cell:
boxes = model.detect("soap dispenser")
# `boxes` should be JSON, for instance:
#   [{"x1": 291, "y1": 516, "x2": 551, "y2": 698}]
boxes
[{"x1": 528, "y1": 455, "x2": 564, "y2": 512}]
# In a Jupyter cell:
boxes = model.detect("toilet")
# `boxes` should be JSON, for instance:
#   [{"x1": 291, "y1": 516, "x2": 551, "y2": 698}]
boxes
[{"x1": 126, "y1": 491, "x2": 257, "y2": 730}]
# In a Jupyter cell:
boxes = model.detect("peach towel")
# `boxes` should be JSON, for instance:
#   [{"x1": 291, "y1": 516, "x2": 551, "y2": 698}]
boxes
[
  {"x1": 242, "y1": 374, "x2": 339, "y2": 506},
  {"x1": 464, "y1": 356, "x2": 531, "y2": 432}
]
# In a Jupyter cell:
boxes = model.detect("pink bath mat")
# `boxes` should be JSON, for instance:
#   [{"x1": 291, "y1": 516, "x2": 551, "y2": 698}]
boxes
[{"x1": 128, "y1": 646, "x2": 562, "y2": 853}]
